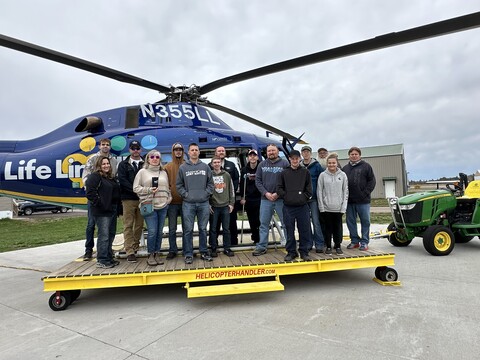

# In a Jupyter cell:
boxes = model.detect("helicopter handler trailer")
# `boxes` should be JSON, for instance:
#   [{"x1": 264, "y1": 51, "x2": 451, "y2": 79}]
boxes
[{"x1": 43, "y1": 230, "x2": 399, "y2": 311}]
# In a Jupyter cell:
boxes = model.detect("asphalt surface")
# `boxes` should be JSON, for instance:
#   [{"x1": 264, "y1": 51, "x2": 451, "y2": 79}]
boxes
[{"x1": 1, "y1": 226, "x2": 479, "y2": 360}]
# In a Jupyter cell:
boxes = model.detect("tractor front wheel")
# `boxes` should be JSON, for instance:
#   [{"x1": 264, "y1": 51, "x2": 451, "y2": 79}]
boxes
[
  {"x1": 387, "y1": 223, "x2": 412, "y2": 247},
  {"x1": 423, "y1": 225, "x2": 455, "y2": 256}
]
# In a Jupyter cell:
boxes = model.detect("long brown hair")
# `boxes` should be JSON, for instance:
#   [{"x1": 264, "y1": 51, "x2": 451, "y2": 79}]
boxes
[{"x1": 94, "y1": 156, "x2": 114, "y2": 178}]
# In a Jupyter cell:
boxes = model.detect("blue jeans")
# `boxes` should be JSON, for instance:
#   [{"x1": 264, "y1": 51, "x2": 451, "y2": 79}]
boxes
[
  {"x1": 94, "y1": 212, "x2": 117, "y2": 264},
  {"x1": 209, "y1": 206, "x2": 231, "y2": 251},
  {"x1": 346, "y1": 203, "x2": 371, "y2": 245},
  {"x1": 85, "y1": 202, "x2": 96, "y2": 251},
  {"x1": 256, "y1": 199, "x2": 284, "y2": 251},
  {"x1": 182, "y1": 201, "x2": 210, "y2": 257},
  {"x1": 167, "y1": 204, "x2": 184, "y2": 254},
  {"x1": 143, "y1": 206, "x2": 169, "y2": 253},
  {"x1": 308, "y1": 200, "x2": 324, "y2": 250},
  {"x1": 283, "y1": 204, "x2": 311, "y2": 256}
]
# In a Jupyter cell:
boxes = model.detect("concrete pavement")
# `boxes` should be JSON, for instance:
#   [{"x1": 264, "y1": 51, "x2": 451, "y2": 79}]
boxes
[{"x1": 1, "y1": 227, "x2": 480, "y2": 360}]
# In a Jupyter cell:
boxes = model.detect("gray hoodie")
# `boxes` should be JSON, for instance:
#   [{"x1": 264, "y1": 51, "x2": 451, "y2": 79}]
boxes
[
  {"x1": 317, "y1": 168, "x2": 349, "y2": 213},
  {"x1": 176, "y1": 160, "x2": 214, "y2": 203}
]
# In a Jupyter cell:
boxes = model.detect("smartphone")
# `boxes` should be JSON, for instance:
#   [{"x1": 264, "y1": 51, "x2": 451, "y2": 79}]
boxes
[{"x1": 152, "y1": 177, "x2": 158, "y2": 187}]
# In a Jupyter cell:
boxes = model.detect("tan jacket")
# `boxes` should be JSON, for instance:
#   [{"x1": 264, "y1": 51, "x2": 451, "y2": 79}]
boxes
[{"x1": 133, "y1": 168, "x2": 171, "y2": 209}]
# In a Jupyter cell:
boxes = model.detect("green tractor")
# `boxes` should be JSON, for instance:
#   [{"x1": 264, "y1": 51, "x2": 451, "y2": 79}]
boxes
[{"x1": 388, "y1": 174, "x2": 480, "y2": 255}]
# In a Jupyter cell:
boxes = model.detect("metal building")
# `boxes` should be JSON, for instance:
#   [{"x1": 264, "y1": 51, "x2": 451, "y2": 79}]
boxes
[{"x1": 320, "y1": 144, "x2": 407, "y2": 199}]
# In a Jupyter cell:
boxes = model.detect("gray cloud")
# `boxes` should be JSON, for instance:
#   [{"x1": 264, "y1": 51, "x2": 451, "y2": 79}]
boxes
[{"x1": 1, "y1": 0, "x2": 479, "y2": 180}]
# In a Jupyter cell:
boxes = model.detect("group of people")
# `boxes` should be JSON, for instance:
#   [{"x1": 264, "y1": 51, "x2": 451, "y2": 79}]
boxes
[
  {"x1": 81, "y1": 139, "x2": 375, "y2": 267},
  {"x1": 247, "y1": 144, "x2": 376, "y2": 261}
]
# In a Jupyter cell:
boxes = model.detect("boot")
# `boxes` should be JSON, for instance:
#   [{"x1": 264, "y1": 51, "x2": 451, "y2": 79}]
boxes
[
  {"x1": 154, "y1": 252, "x2": 164, "y2": 265},
  {"x1": 147, "y1": 253, "x2": 157, "y2": 266}
]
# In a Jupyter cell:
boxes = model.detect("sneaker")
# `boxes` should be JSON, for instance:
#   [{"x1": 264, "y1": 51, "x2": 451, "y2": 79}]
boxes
[
  {"x1": 347, "y1": 243, "x2": 360, "y2": 249},
  {"x1": 166, "y1": 252, "x2": 176, "y2": 260},
  {"x1": 253, "y1": 248, "x2": 267, "y2": 256},
  {"x1": 200, "y1": 253, "x2": 213, "y2": 261},
  {"x1": 127, "y1": 254, "x2": 137, "y2": 263},
  {"x1": 110, "y1": 259, "x2": 120, "y2": 266},
  {"x1": 300, "y1": 253, "x2": 311, "y2": 261},
  {"x1": 83, "y1": 251, "x2": 93, "y2": 261},
  {"x1": 223, "y1": 249, "x2": 234, "y2": 257},
  {"x1": 154, "y1": 253, "x2": 164, "y2": 265},
  {"x1": 315, "y1": 248, "x2": 324, "y2": 254},
  {"x1": 96, "y1": 262, "x2": 114, "y2": 269},
  {"x1": 147, "y1": 253, "x2": 157, "y2": 266},
  {"x1": 335, "y1": 247, "x2": 344, "y2": 255},
  {"x1": 325, "y1": 248, "x2": 332, "y2": 255},
  {"x1": 284, "y1": 253, "x2": 297, "y2": 261},
  {"x1": 185, "y1": 256, "x2": 193, "y2": 264},
  {"x1": 359, "y1": 243, "x2": 369, "y2": 251},
  {"x1": 210, "y1": 249, "x2": 218, "y2": 258}
]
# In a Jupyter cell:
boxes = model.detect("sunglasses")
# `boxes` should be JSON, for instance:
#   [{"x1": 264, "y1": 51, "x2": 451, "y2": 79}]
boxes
[
  {"x1": 131, "y1": 147, "x2": 141, "y2": 151},
  {"x1": 173, "y1": 148, "x2": 183, "y2": 151},
  {"x1": 149, "y1": 155, "x2": 161, "y2": 159}
]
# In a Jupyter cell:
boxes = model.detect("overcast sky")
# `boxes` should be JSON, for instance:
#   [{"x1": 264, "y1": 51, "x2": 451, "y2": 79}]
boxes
[{"x1": 1, "y1": 0, "x2": 479, "y2": 180}]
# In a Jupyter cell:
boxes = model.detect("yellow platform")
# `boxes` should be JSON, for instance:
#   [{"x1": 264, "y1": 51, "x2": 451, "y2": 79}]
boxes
[{"x1": 43, "y1": 247, "x2": 397, "y2": 300}]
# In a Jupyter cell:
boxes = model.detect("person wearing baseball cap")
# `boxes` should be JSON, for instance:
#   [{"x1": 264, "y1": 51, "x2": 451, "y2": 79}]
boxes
[
  {"x1": 239, "y1": 149, "x2": 261, "y2": 243},
  {"x1": 317, "y1": 147, "x2": 329, "y2": 168},
  {"x1": 301, "y1": 145, "x2": 325, "y2": 253},
  {"x1": 117, "y1": 140, "x2": 144, "y2": 263},
  {"x1": 276, "y1": 149, "x2": 312, "y2": 261},
  {"x1": 164, "y1": 142, "x2": 185, "y2": 260}
]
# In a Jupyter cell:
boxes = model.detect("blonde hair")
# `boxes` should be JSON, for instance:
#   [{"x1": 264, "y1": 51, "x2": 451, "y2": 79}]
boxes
[
  {"x1": 144, "y1": 150, "x2": 164, "y2": 170},
  {"x1": 326, "y1": 152, "x2": 339, "y2": 162}
]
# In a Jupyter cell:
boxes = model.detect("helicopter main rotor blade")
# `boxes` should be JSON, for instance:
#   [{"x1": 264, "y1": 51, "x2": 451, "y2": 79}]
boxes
[
  {"x1": 202, "y1": 101, "x2": 307, "y2": 144},
  {"x1": 199, "y1": 12, "x2": 480, "y2": 94},
  {"x1": 0, "y1": 34, "x2": 171, "y2": 93}
]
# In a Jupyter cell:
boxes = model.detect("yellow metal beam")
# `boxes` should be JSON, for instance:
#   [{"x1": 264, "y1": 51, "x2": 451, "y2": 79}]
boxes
[{"x1": 186, "y1": 279, "x2": 284, "y2": 298}]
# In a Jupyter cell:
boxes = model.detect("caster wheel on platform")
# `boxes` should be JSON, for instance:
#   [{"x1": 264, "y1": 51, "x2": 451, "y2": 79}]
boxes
[
  {"x1": 377, "y1": 267, "x2": 398, "y2": 282},
  {"x1": 48, "y1": 292, "x2": 72, "y2": 311}
]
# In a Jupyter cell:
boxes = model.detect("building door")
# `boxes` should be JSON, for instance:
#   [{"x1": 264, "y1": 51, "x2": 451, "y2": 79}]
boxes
[{"x1": 384, "y1": 179, "x2": 396, "y2": 198}]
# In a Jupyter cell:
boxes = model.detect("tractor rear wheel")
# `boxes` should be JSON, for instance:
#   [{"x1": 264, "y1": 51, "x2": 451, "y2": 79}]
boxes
[{"x1": 423, "y1": 225, "x2": 455, "y2": 256}]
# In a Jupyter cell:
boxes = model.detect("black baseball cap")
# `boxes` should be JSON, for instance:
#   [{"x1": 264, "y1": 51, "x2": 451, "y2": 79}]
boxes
[{"x1": 129, "y1": 140, "x2": 141, "y2": 149}]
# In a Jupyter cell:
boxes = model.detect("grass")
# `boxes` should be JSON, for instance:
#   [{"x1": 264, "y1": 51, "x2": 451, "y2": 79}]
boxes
[
  {"x1": 370, "y1": 198, "x2": 389, "y2": 207},
  {"x1": 0, "y1": 217, "x2": 123, "y2": 253},
  {"x1": 0, "y1": 204, "x2": 393, "y2": 252}
]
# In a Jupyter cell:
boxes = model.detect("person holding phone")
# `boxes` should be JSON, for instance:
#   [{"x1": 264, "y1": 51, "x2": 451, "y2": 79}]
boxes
[{"x1": 133, "y1": 150, "x2": 172, "y2": 266}]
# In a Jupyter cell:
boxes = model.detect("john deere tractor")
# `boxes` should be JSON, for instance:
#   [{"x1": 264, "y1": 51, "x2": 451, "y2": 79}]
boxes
[{"x1": 388, "y1": 173, "x2": 480, "y2": 256}]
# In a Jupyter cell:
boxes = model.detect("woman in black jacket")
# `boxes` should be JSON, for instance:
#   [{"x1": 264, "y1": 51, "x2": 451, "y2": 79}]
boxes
[{"x1": 86, "y1": 156, "x2": 121, "y2": 268}]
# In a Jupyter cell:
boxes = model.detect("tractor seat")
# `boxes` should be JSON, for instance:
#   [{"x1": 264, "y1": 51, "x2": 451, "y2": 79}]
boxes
[{"x1": 462, "y1": 180, "x2": 480, "y2": 199}]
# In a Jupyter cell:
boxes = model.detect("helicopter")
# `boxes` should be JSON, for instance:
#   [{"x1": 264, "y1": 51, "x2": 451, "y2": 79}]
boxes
[{"x1": 0, "y1": 11, "x2": 479, "y2": 208}]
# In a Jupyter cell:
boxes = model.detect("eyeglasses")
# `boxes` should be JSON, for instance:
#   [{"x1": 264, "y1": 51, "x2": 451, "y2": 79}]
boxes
[{"x1": 149, "y1": 155, "x2": 161, "y2": 159}]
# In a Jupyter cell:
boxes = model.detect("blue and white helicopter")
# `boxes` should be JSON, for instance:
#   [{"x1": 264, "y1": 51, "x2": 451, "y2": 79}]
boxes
[{"x1": 0, "y1": 12, "x2": 479, "y2": 208}]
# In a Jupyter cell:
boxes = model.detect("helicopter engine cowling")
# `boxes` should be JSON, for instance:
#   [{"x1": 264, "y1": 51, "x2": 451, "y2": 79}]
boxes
[{"x1": 74, "y1": 116, "x2": 103, "y2": 132}]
